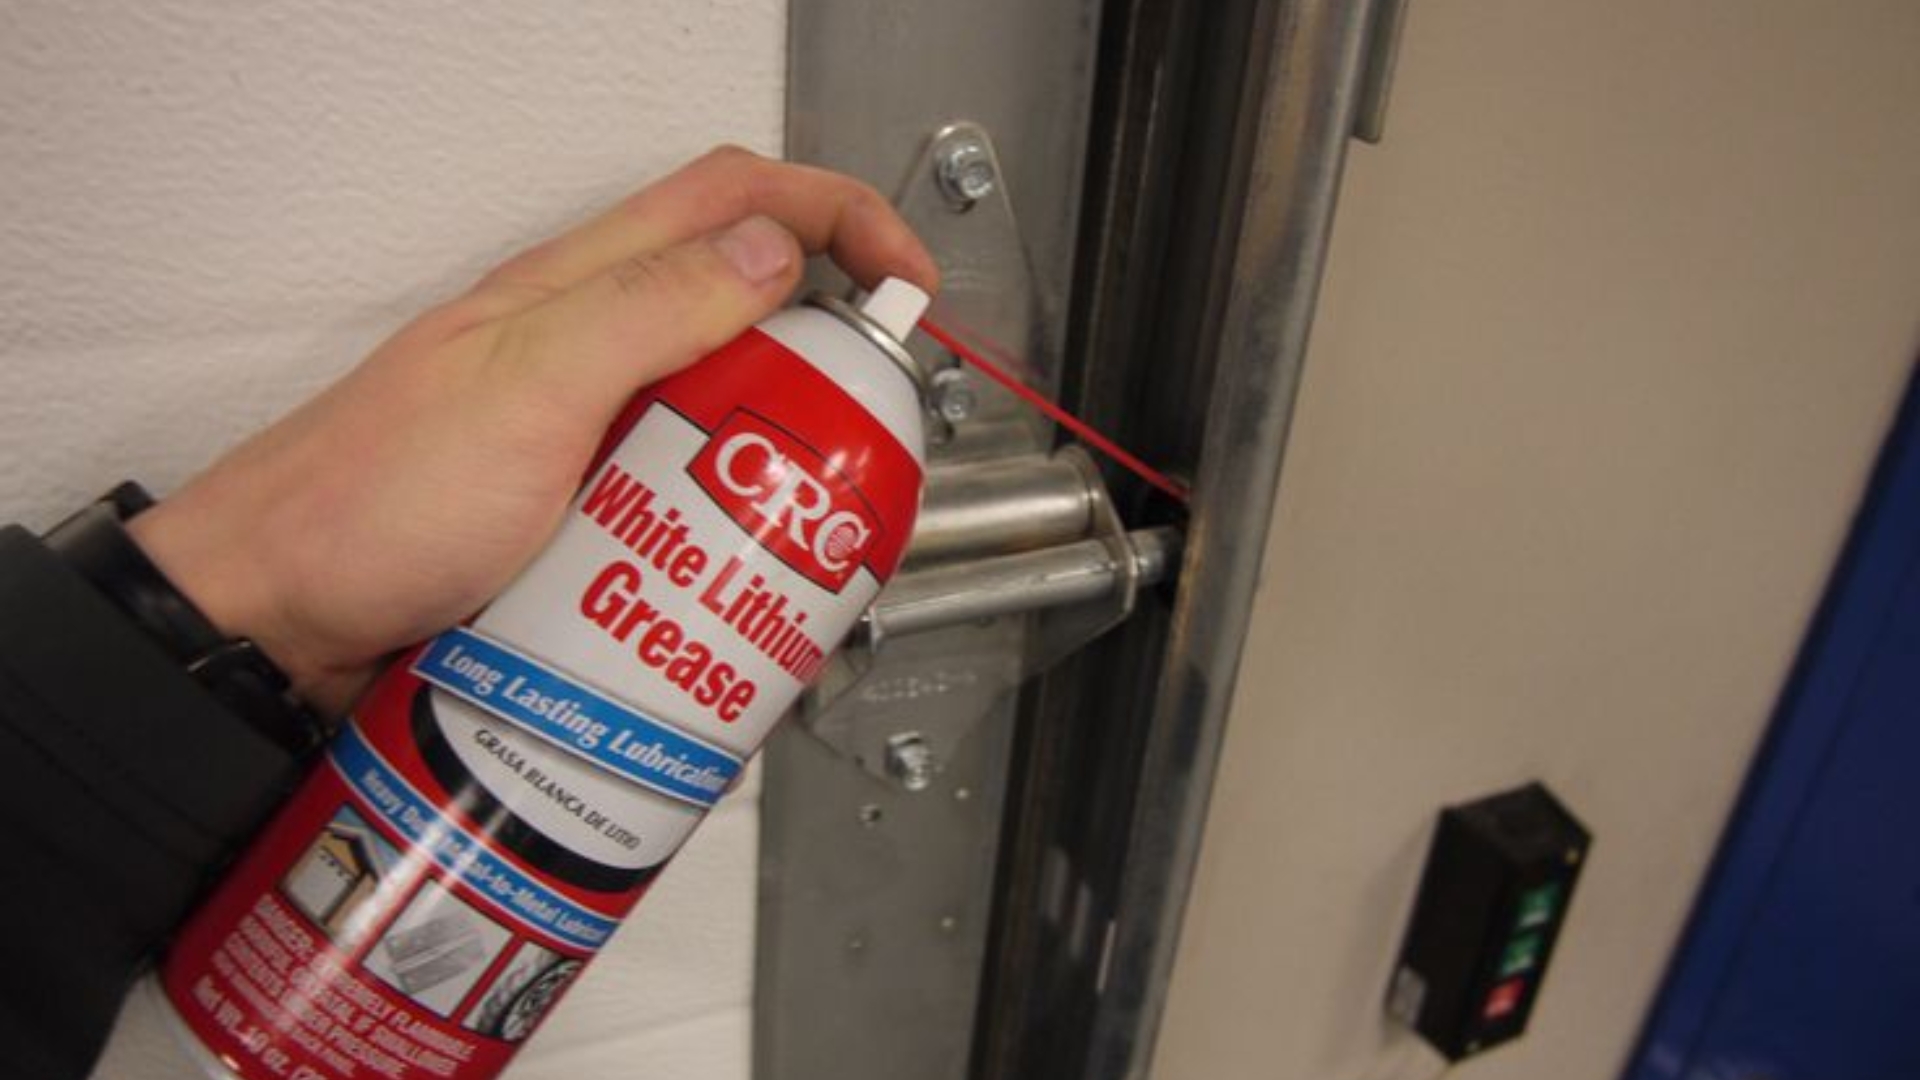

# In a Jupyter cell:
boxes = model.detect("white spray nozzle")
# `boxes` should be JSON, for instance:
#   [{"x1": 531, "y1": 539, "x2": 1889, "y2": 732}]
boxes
[{"x1": 859, "y1": 277, "x2": 930, "y2": 344}]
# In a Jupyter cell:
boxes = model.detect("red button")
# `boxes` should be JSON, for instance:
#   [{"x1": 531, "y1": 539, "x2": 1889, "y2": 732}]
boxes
[{"x1": 1483, "y1": 978, "x2": 1527, "y2": 1021}]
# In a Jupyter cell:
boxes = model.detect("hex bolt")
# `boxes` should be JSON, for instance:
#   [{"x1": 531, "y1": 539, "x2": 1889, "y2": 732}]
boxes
[
  {"x1": 885, "y1": 732, "x2": 937, "y2": 792},
  {"x1": 934, "y1": 136, "x2": 998, "y2": 208},
  {"x1": 930, "y1": 367, "x2": 978, "y2": 424}
]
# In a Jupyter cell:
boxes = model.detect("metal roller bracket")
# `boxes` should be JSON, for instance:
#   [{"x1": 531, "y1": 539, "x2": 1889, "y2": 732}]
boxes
[
  {"x1": 796, "y1": 446, "x2": 1177, "y2": 789},
  {"x1": 787, "y1": 122, "x2": 1180, "y2": 790}
]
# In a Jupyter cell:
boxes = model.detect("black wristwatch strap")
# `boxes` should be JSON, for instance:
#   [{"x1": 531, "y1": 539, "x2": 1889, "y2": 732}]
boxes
[{"x1": 43, "y1": 482, "x2": 326, "y2": 757}]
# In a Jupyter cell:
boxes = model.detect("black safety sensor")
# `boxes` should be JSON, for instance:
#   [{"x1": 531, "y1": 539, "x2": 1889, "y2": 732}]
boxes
[{"x1": 1386, "y1": 781, "x2": 1591, "y2": 1060}]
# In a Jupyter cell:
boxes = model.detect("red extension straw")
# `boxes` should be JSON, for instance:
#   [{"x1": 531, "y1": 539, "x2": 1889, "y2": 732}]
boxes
[{"x1": 918, "y1": 318, "x2": 1191, "y2": 505}]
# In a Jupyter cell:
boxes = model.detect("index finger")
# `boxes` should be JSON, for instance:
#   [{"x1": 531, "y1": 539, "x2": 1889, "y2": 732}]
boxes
[{"x1": 476, "y1": 146, "x2": 939, "y2": 300}]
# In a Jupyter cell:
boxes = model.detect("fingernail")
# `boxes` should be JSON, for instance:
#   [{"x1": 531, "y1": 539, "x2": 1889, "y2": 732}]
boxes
[{"x1": 713, "y1": 215, "x2": 794, "y2": 285}]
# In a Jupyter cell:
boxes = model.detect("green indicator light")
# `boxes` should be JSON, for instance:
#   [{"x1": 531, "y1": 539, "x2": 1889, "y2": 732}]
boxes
[
  {"x1": 1516, "y1": 882, "x2": 1562, "y2": 930},
  {"x1": 1500, "y1": 933, "x2": 1542, "y2": 977}
]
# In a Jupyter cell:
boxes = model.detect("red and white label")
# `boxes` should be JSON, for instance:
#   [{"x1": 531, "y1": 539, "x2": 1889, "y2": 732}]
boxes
[
  {"x1": 687, "y1": 409, "x2": 882, "y2": 593},
  {"x1": 161, "y1": 324, "x2": 921, "y2": 1079}
]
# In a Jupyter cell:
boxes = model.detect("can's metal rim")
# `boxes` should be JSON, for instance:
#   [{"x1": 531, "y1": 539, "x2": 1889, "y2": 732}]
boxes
[{"x1": 805, "y1": 292, "x2": 931, "y2": 405}]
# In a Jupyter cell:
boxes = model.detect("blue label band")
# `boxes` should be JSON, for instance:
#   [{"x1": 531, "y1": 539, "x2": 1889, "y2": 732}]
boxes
[
  {"x1": 330, "y1": 723, "x2": 618, "y2": 952},
  {"x1": 413, "y1": 628, "x2": 743, "y2": 810}
]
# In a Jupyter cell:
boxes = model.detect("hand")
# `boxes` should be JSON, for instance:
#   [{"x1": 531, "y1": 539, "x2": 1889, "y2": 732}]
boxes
[{"x1": 128, "y1": 147, "x2": 938, "y2": 715}]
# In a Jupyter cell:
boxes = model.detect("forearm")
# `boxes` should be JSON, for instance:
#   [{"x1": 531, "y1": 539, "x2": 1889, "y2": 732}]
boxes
[{"x1": 0, "y1": 525, "x2": 306, "y2": 1079}]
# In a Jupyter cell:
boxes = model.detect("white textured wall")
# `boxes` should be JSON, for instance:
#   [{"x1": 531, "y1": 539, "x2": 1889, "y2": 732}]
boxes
[
  {"x1": 1154, "y1": 2, "x2": 1920, "y2": 1079},
  {"x1": 0, "y1": 2, "x2": 784, "y2": 1077}
]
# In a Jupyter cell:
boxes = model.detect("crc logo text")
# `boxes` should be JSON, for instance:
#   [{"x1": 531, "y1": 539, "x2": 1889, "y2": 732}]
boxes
[{"x1": 689, "y1": 410, "x2": 881, "y2": 592}]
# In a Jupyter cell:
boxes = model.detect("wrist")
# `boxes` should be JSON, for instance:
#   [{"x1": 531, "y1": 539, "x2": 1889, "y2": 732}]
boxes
[
  {"x1": 126, "y1": 486, "x2": 331, "y2": 703},
  {"x1": 43, "y1": 482, "x2": 330, "y2": 750}
]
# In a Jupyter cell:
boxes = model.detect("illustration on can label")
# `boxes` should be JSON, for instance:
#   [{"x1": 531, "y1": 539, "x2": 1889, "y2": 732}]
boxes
[{"x1": 160, "y1": 321, "x2": 923, "y2": 1080}]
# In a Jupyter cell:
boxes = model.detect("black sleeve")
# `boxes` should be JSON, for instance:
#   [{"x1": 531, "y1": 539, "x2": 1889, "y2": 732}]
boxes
[{"x1": 0, "y1": 526, "x2": 306, "y2": 1079}]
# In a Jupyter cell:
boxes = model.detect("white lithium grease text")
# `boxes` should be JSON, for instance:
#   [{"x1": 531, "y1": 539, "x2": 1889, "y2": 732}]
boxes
[{"x1": 566, "y1": 463, "x2": 835, "y2": 724}]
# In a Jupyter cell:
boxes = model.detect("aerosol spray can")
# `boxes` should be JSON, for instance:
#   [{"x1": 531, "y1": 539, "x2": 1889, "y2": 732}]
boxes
[{"x1": 156, "y1": 279, "x2": 932, "y2": 1079}]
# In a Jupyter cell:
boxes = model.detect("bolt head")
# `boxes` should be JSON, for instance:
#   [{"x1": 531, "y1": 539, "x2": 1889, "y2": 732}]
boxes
[
  {"x1": 935, "y1": 138, "x2": 998, "y2": 206},
  {"x1": 931, "y1": 368, "x2": 977, "y2": 423},
  {"x1": 884, "y1": 732, "x2": 937, "y2": 792}
]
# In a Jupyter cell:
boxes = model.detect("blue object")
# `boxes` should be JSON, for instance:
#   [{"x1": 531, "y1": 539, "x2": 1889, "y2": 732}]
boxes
[
  {"x1": 415, "y1": 627, "x2": 742, "y2": 809},
  {"x1": 329, "y1": 722, "x2": 620, "y2": 952},
  {"x1": 1625, "y1": 362, "x2": 1920, "y2": 1080}
]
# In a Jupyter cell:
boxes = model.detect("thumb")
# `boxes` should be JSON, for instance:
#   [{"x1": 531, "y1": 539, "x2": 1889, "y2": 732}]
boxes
[{"x1": 509, "y1": 215, "x2": 802, "y2": 418}]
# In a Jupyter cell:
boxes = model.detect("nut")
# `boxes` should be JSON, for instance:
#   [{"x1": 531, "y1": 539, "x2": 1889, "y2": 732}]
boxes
[
  {"x1": 931, "y1": 367, "x2": 978, "y2": 424},
  {"x1": 884, "y1": 732, "x2": 937, "y2": 792},
  {"x1": 935, "y1": 137, "x2": 998, "y2": 207}
]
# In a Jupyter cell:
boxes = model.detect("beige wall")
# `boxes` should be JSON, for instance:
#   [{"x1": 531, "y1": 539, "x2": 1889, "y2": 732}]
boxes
[
  {"x1": 1155, "y1": 2, "x2": 1920, "y2": 1079},
  {"x1": 0, "y1": 3, "x2": 784, "y2": 1077}
]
